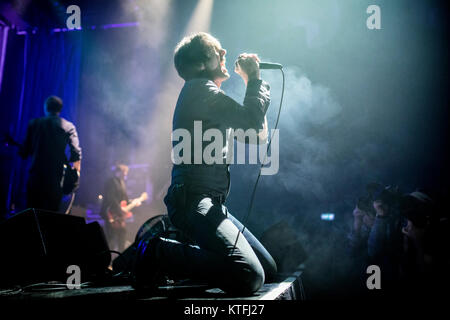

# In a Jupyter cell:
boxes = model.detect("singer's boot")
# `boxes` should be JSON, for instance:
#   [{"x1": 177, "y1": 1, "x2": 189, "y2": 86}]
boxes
[{"x1": 131, "y1": 236, "x2": 165, "y2": 293}]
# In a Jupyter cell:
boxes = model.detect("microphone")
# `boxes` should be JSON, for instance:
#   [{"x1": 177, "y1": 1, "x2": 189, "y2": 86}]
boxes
[{"x1": 259, "y1": 62, "x2": 283, "y2": 70}]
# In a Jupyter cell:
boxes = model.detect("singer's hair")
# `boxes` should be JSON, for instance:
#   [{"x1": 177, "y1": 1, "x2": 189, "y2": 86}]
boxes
[
  {"x1": 114, "y1": 163, "x2": 129, "y2": 175},
  {"x1": 174, "y1": 32, "x2": 222, "y2": 80},
  {"x1": 45, "y1": 95, "x2": 63, "y2": 113}
]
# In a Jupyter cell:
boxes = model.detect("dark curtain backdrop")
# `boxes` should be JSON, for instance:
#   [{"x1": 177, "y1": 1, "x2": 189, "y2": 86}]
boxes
[{"x1": 0, "y1": 30, "x2": 82, "y2": 217}]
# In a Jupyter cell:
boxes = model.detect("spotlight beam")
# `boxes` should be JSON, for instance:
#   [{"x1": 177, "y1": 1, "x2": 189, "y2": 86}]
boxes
[{"x1": 140, "y1": 0, "x2": 215, "y2": 199}]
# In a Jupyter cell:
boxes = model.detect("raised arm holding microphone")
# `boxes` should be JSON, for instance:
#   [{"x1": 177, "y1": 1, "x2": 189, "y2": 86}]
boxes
[{"x1": 132, "y1": 32, "x2": 277, "y2": 295}]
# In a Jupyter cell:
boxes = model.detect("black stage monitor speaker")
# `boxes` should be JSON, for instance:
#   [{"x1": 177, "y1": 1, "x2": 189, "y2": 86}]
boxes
[
  {"x1": 260, "y1": 220, "x2": 308, "y2": 273},
  {"x1": 0, "y1": 208, "x2": 111, "y2": 287}
]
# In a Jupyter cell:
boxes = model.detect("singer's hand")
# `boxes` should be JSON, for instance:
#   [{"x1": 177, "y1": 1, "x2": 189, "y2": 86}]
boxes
[{"x1": 234, "y1": 53, "x2": 260, "y2": 85}]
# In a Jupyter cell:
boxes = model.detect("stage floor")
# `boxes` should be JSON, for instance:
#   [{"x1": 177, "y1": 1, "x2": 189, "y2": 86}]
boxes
[{"x1": 0, "y1": 270, "x2": 304, "y2": 302}]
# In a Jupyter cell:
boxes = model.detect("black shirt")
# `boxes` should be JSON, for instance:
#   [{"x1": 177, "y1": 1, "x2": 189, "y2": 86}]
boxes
[
  {"x1": 171, "y1": 78, "x2": 270, "y2": 197},
  {"x1": 100, "y1": 176, "x2": 129, "y2": 219},
  {"x1": 19, "y1": 115, "x2": 82, "y2": 182}
]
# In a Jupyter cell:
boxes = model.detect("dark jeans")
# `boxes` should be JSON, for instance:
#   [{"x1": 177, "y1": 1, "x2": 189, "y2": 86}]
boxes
[
  {"x1": 26, "y1": 175, "x2": 62, "y2": 212},
  {"x1": 157, "y1": 184, "x2": 277, "y2": 295},
  {"x1": 104, "y1": 221, "x2": 127, "y2": 252}
]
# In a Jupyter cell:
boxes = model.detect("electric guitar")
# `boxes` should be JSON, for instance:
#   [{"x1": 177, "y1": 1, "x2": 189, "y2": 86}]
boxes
[{"x1": 108, "y1": 192, "x2": 148, "y2": 228}]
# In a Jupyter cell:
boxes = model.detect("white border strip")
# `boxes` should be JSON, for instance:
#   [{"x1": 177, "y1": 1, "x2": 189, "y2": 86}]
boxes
[{"x1": 258, "y1": 277, "x2": 296, "y2": 300}]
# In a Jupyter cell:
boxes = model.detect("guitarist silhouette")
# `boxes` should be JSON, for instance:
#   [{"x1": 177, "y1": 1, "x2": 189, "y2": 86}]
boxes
[
  {"x1": 100, "y1": 163, "x2": 147, "y2": 252},
  {"x1": 4, "y1": 96, "x2": 82, "y2": 212}
]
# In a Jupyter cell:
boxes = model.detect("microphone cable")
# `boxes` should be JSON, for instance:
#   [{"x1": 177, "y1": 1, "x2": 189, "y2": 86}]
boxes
[{"x1": 230, "y1": 67, "x2": 285, "y2": 255}]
